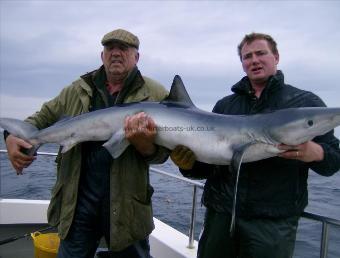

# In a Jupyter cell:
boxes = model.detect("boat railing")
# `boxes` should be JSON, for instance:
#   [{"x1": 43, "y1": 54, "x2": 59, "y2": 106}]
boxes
[
  {"x1": 150, "y1": 167, "x2": 340, "y2": 258},
  {"x1": 1, "y1": 150, "x2": 340, "y2": 258}
]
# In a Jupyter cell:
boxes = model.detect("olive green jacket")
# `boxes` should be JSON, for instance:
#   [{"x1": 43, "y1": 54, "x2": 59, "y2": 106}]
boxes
[{"x1": 25, "y1": 67, "x2": 169, "y2": 251}]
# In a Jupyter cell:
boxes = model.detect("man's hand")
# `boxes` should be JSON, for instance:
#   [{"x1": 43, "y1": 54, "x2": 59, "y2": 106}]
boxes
[
  {"x1": 170, "y1": 145, "x2": 196, "y2": 170},
  {"x1": 124, "y1": 112, "x2": 157, "y2": 157},
  {"x1": 277, "y1": 141, "x2": 324, "y2": 162},
  {"x1": 5, "y1": 135, "x2": 36, "y2": 174}
]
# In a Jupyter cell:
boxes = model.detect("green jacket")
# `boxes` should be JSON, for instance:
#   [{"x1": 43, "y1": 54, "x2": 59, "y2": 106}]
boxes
[{"x1": 25, "y1": 66, "x2": 169, "y2": 251}]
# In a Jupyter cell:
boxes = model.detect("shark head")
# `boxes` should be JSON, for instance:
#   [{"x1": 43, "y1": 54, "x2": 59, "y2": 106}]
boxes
[{"x1": 265, "y1": 107, "x2": 340, "y2": 145}]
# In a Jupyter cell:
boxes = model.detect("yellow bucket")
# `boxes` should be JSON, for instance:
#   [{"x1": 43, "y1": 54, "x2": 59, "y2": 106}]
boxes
[{"x1": 31, "y1": 231, "x2": 60, "y2": 258}]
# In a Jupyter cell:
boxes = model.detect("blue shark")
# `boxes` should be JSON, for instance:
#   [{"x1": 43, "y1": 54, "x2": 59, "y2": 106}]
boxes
[{"x1": 1, "y1": 75, "x2": 340, "y2": 234}]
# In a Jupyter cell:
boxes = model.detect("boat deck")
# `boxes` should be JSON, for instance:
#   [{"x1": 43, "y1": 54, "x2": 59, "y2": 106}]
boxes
[
  {"x1": 0, "y1": 223, "x2": 50, "y2": 258},
  {"x1": 0, "y1": 199, "x2": 198, "y2": 258}
]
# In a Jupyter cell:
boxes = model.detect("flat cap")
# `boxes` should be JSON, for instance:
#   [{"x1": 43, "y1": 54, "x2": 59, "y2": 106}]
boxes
[{"x1": 101, "y1": 29, "x2": 140, "y2": 49}]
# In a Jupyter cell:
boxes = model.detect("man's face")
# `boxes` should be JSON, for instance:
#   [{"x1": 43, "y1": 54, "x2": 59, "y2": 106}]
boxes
[
  {"x1": 101, "y1": 42, "x2": 139, "y2": 78},
  {"x1": 240, "y1": 39, "x2": 279, "y2": 85}
]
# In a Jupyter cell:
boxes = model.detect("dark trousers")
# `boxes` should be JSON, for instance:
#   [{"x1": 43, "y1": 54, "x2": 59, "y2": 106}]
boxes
[
  {"x1": 198, "y1": 209, "x2": 299, "y2": 258},
  {"x1": 58, "y1": 236, "x2": 151, "y2": 258},
  {"x1": 57, "y1": 198, "x2": 151, "y2": 258}
]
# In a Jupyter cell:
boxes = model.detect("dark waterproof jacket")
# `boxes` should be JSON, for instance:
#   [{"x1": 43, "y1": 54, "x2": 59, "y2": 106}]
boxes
[{"x1": 181, "y1": 70, "x2": 340, "y2": 218}]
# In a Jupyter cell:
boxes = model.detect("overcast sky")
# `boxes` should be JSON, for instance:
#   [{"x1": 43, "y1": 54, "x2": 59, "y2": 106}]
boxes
[{"x1": 1, "y1": 1, "x2": 340, "y2": 121}]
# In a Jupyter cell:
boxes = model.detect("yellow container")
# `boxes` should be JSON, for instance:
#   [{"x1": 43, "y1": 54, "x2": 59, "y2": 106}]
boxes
[{"x1": 31, "y1": 231, "x2": 60, "y2": 258}]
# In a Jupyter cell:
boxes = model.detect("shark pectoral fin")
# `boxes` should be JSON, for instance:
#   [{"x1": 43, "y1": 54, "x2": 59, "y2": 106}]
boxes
[
  {"x1": 60, "y1": 139, "x2": 78, "y2": 153},
  {"x1": 103, "y1": 129, "x2": 130, "y2": 159},
  {"x1": 229, "y1": 142, "x2": 257, "y2": 236}
]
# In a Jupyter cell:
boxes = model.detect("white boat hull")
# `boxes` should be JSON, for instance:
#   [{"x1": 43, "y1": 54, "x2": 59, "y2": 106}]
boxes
[{"x1": 0, "y1": 198, "x2": 197, "y2": 258}]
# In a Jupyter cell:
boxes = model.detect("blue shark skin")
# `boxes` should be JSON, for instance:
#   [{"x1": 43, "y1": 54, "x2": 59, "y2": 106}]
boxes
[
  {"x1": 1, "y1": 75, "x2": 340, "y2": 164},
  {"x1": 1, "y1": 75, "x2": 340, "y2": 235}
]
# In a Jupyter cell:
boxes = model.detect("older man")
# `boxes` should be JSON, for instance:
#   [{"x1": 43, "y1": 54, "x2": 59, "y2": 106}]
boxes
[{"x1": 5, "y1": 29, "x2": 168, "y2": 258}]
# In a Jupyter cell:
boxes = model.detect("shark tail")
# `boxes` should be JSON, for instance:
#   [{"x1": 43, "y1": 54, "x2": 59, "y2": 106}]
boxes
[{"x1": 0, "y1": 118, "x2": 41, "y2": 156}]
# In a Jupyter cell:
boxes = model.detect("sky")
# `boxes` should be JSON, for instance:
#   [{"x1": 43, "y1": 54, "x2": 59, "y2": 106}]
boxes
[{"x1": 1, "y1": 0, "x2": 340, "y2": 122}]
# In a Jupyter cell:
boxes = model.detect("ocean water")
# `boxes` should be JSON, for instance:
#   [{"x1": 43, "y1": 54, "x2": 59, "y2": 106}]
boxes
[{"x1": 0, "y1": 138, "x2": 339, "y2": 258}]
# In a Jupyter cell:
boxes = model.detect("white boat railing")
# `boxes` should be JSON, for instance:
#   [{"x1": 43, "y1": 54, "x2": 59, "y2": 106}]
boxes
[{"x1": 1, "y1": 149, "x2": 340, "y2": 258}]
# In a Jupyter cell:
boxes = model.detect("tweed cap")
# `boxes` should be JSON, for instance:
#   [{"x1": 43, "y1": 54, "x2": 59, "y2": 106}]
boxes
[{"x1": 101, "y1": 29, "x2": 140, "y2": 49}]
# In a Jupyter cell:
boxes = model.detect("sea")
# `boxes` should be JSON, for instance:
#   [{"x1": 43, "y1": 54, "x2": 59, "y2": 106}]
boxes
[{"x1": 0, "y1": 137, "x2": 339, "y2": 258}]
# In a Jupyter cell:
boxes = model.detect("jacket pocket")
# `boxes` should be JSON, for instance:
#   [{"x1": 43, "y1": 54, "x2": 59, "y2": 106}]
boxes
[
  {"x1": 47, "y1": 183, "x2": 63, "y2": 226},
  {"x1": 130, "y1": 198, "x2": 155, "y2": 239}
]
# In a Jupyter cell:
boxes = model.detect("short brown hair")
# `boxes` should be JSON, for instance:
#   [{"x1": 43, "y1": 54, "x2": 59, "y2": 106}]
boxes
[{"x1": 237, "y1": 32, "x2": 278, "y2": 60}]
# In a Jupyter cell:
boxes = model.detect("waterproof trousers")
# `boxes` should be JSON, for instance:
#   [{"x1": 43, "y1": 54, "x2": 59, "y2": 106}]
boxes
[{"x1": 198, "y1": 208, "x2": 299, "y2": 258}]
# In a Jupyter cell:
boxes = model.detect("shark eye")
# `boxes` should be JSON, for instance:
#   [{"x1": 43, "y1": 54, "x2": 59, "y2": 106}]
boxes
[{"x1": 307, "y1": 120, "x2": 314, "y2": 127}]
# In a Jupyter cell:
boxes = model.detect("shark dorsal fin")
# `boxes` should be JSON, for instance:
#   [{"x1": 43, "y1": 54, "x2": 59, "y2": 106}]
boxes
[{"x1": 161, "y1": 75, "x2": 196, "y2": 107}]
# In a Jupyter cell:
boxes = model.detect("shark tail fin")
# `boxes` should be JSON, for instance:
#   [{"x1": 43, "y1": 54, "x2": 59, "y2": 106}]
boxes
[
  {"x1": 0, "y1": 117, "x2": 41, "y2": 156},
  {"x1": 161, "y1": 75, "x2": 196, "y2": 107}
]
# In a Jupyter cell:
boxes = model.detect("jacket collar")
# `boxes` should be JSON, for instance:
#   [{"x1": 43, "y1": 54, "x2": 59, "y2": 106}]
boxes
[
  {"x1": 79, "y1": 65, "x2": 145, "y2": 104},
  {"x1": 116, "y1": 66, "x2": 145, "y2": 104},
  {"x1": 231, "y1": 70, "x2": 285, "y2": 97}
]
